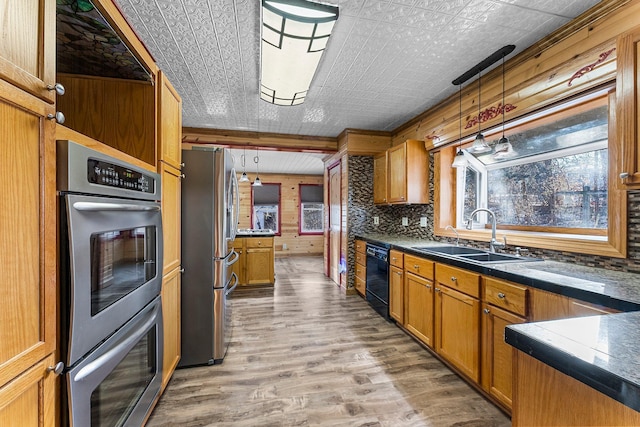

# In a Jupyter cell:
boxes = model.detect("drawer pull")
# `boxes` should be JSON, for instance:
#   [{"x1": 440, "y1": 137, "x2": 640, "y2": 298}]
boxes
[
  {"x1": 451, "y1": 276, "x2": 457, "y2": 282},
  {"x1": 395, "y1": 271, "x2": 402, "y2": 276},
  {"x1": 497, "y1": 292, "x2": 506, "y2": 299},
  {"x1": 414, "y1": 264, "x2": 420, "y2": 270},
  {"x1": 483, "y1": 308, "x2": 490, "y2": 314}
]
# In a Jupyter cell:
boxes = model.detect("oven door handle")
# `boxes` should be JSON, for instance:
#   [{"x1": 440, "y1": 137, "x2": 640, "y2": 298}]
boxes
[
  {"x1": 73, "y1": 201, "x2": 161, "y2": 212},
  {"x1": 73, "y1": 303, "x2": 160, "y2": 383}
]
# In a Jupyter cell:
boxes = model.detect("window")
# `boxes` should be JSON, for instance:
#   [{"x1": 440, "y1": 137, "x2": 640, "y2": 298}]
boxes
[
  {"x1": 435, "y1": 87, "x2": 626, "y2": 258},
  {"x1": 457, "y1": 92, "x2": 609, "y2": 234},
  {"x1": 252, "y1": 183, "x2": 281, "y2": 235},
  {"x1": 299, "y1": 184, "x2": 324, "y2": 234}
]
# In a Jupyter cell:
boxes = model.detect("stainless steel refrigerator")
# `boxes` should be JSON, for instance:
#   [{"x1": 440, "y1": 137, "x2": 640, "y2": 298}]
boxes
[{"x1": 179, "y1": 147, "x2": 239, "y2": 366}]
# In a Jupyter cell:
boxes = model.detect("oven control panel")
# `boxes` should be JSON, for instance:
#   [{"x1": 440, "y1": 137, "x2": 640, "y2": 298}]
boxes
[{"x1": 88, "y1": 158, "x2": 154, "y2": 193}]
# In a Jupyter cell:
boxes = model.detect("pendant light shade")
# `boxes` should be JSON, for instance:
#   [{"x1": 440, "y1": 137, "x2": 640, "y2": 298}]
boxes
[
  {"x1": 469, "y1": 71, "x2": 491, "y2": 153},
  {"x1": 239, "y1": 151, "x2": 251, "y2": 182},
  {"x1": 452, "y1": 84, "x2": 468, "y2": 168},
  {"x1": 252, "y1": 150, "x2": 263, "y2": 187},
  {"x1": 492, "y1": 54, "x2": 517, "y2": 160}
]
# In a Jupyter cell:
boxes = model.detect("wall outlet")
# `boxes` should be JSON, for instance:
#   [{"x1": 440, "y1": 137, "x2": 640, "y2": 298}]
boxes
[
  {"x1": 282, "y1": 243, "x2": 287, "y2": 250},
  {"x1": 402, "y1": 217, "x2": 408, "y2": 226},
  {"x1": 420, "y1": 217, "x2": 428, "y2": 227},
  {"x1": 373, "y1": 216, "x2": 379, "y2": 225}
]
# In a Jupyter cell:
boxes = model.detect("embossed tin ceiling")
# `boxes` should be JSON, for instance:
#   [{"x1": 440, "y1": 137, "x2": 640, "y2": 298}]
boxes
[{"x1": 110, "y1": 0, "x2": 601, "y2": 138}]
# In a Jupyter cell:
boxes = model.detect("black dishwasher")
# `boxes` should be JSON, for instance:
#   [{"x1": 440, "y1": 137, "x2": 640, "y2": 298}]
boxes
[{"x1": 365, "y1": 243, "x2": 390, "y2": 320}]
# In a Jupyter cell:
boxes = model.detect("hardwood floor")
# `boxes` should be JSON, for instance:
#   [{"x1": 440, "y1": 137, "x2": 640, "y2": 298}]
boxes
[{"x1": 147, "y1": 256, "x2": 511, "y2": 427}]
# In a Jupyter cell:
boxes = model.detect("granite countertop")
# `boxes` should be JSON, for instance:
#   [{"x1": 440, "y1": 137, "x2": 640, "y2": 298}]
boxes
[
  {"x1": 505, "y1": 313, "x2": 640, "y2": 412},
  {"x1": 357, "y1": 232, "x2": 640, "y2": 412}
]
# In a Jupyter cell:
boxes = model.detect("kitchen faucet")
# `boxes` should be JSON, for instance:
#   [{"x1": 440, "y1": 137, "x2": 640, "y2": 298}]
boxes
[
  {"x1": 444, "y1": 225, "x2": 459, "y2": 246},
  {"x1": 466, "y1": 208, "x2": 506, "y2": 253}
]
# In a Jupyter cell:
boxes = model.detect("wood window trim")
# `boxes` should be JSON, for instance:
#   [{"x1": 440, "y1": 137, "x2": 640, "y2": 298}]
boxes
[{"x1": 433, "y1": 90, "x2": 627, "y2": 259}]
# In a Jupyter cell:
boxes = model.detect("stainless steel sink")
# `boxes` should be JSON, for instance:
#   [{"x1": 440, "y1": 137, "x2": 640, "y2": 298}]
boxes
[
  {"x1": 412, "y1": 245, "x2": 486, "y2": 255},
  {"x1": 412, "y1": 245, "x2": 541, "y2": 264}
]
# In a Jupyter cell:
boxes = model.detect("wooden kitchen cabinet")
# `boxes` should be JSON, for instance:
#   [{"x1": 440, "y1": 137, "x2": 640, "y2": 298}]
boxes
[
  {"x1": 354, "y1": 239, "x2": 366, "y2": 295},
  {"x1": 386, "y1": 139, "x2": 429, "y2": 204},
  {"x1": 157, "y1": 71, "x2": 183, "y2": 388},
  {"x1": 530, "y1": 288, "x2": 617, "y2": 321},
  {"x1": 388, "y1": 250, "x2": 404, "y2": 322},
  {"x1": 0, "y1": 77, "x2": 58, "y2": 424},
  {"x1": 160, "y1": 267, "x2": 181, "y2": 390},
  {"x1": 434, "y1": 264, "x2": 481, "y2": 382},
  {"x1": 373, "y1": 152, "x2": 387, "y2": 204},
  {"x1": 403, "y1": 254, "x2": 435, "y2": 346},
  {"x1": 617, "y1": 25, "x2": 640, "y2": 188},
  {"x1": 234, "y1": 237, "x2": 275, "y2": 286},
  {"x1": 0, "y1": 0, "x2": 56, "y2": 103}
]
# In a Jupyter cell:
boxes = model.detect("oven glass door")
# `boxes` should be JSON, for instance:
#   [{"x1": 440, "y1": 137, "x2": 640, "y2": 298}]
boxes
[
  {"x1": 67, "y1": 297, "x2": 163, "y2": 427},
  {"x1": 63, "y1": 193, "x2": 163, "y2": 366}
]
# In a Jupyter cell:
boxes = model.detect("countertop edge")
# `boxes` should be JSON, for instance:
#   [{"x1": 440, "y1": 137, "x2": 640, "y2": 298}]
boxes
[{"x1": 505, "y1": 325, "x2": 640, "y2": 413}]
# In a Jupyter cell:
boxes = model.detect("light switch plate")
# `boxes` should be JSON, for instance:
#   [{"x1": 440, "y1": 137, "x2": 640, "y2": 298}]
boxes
[
  {"x1": 420, "y1": 217, "x2": 427, "y2": 227},
  {"x1": 373, "y1": 216, "x2": 379, "y2": 225},
  {"x1": 402, "y1": 217, "x2": 408, "y2": 226}
]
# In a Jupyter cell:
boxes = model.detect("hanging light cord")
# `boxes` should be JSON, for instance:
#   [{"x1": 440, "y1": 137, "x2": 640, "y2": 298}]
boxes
[
  {"x1": 477, "y1": 71, "x2": 481, "y2": 135},
  {"x1": 458, "y1": 85, "x2": 462, "y2": 147},
  {"x1": 501, "y1": 56, "x2": 506, "y2": 138}
]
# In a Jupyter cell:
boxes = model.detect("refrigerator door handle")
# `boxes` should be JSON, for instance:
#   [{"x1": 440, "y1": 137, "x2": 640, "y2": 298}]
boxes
[
  {"x1": 226, "y1": 249, "x2": 240, "y2": 267},
  {"x1": 226, "y1": 272, "x2": 239, "y2": 296}
]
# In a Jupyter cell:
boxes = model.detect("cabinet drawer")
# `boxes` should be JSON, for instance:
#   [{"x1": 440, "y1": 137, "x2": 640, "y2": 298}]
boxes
[
  {"x1": 435, "y1": 264, "x2": 480, "y2": 298},
  {"x1": 404, "y1": 254, "x2": 434, "y2": 280},
  {"x1": 390, "y1": 250, "x2": 404, "y2": 268},
  {"x1": 355, "y1": 240, "x2": 366, "y2": 253},
  {"x1": 245, "y1": 237, "x2": 273, "y2": 248},
  {"x1": 355, "y1": 262, "x2": 366, "y2": 281},
  {"x1": 355, "y1": 251, "x2": 366, "y2": 266},
  {"x1": 484, "y1": 277, "x2": 528, "y2": 317},
  {"x1": 355, "y1": 276, "x2": 365, "y2": 295}
]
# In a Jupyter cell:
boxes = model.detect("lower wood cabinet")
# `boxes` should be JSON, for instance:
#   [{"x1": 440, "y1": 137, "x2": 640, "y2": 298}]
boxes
[
  {"x1": 435, "y1": 284, "x2": 481, "y2": 382},
  {"x1": 161, "y1": 267, "x2": 181, "y2": 390},
  {"x1": 0, "y1": 353, "x2": 56, "y2": 426},
  {"x1": 233, "y1": 236, "x2": 275, "y2": 286},
  {"x1": 389, "y1": 266, "x2": 404, "y2": 323},
  {"x1": 481, "y1": 303, "x2": 525, "y2": 410},
  {"x1": 404, "y1": 272, "x2": 434, "y2": 347},
  {"x1": 354, "y1": 240, "x2": 366, "y2": 296}
]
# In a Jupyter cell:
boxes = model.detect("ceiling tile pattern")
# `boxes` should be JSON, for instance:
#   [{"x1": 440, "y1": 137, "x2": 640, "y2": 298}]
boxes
[{"x1": 114, "y1": 0, "x2": 601, "y2": 138}]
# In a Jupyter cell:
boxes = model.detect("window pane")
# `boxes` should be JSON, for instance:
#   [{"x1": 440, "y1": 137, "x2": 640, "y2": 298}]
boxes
[
  {"x1": 301, "y1": 203, "x2": 323, "y2": 233},
  {"x1": 463, "y1": 167, "x2": 479, "y2": 221},
  {"x1": 487, "y1": 149, "x2": 608, "y2": 228},
  {"x1": 253, "y1": 205, "x2": 279, "y2": 233}
]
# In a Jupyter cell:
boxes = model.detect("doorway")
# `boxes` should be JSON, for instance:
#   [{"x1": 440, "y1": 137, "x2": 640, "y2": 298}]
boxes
[{"x1": 327, "y1": 161, "x2": 341, "y2": 286}]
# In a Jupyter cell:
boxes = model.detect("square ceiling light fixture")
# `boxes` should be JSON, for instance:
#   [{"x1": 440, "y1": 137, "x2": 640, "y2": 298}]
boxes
[{"x1": 261, "y1": 0, "x2": 339, "y2": 106}]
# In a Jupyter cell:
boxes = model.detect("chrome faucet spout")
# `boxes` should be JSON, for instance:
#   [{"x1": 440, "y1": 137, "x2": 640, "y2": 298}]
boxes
[
  {"x1": 466, "y1": 208, "x2": 506, "y2": 253},
  {"x1": 445, "y1": 225, "x2": 459, "y2": 246}
]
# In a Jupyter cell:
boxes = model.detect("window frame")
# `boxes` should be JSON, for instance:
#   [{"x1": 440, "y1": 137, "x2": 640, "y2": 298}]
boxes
[
  {"x1": 434, "y1": 87, "x2": 627, "y2": 258},
  {"x1": 298, "y1": 184, "x2": 324, "y2": 236},
  {"x1": 251, "y1": 183, "x2": 282, "y2": 236}
]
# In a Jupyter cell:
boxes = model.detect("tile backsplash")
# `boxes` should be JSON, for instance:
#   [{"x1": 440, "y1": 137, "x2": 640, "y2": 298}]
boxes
[{"x1": 347, "y1": 155, "x2": 640, "y2": 289}]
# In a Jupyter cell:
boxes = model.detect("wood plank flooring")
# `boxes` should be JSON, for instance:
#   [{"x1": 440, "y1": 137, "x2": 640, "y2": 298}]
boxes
[{"x1": 147, "y1": 256, "x2": 511, "y2": 427}]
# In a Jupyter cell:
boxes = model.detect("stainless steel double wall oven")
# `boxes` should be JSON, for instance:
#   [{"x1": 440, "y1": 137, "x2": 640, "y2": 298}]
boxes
[{"x1": 58, "y1": 140, "x2": 164, "y2": 426}]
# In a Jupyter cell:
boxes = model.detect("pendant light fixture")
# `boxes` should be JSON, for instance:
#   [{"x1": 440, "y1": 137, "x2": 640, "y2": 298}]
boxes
[
  {"x1": 252, "y1": 149, "x2": 263, "y2": 187},
  {"x1": 239, "y1": 149, "x2": 250, "y2": 182},
  {"x1": 470, "y1": 71, "x2": 491, "y2": 153},
  {"x1": 451, "y1": 84, "x2": 468, "y2": 168},
  {"x1": 493, "y1": 55, "x2": 517, "y2": 160}
]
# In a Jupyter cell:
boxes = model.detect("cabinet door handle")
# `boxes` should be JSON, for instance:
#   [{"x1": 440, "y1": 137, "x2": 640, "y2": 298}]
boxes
[
  {"x1": 497, "y1": 292, "x2": 506, "y2": 299},
  {"x1": 435, "y1": 287, "x2": 440, "y2": 292},
  {"x1": 620, "y1": 172, "x2": 629, "y2": 179},
  {"x1": 483, "y1": 308, "x2": 491, "y2": 314},
  {"x1": 179, "y1": 267, "x2": 185, "y2": 274},
  {"x1": 394, "y1": 271, "x2": 402, "y2": 276},
  {"x1": 48, "y1": 362, "x2": 65, "y2": 375},
  {"x1": 426, "y1": 284, "x2": 431, "y2": 289},
  {"x1": 47, "y1": 111, "x2": 65, "y2": 124},
  {"x1": 47, "y1": 83, "x2": 65, "y2": 95}
]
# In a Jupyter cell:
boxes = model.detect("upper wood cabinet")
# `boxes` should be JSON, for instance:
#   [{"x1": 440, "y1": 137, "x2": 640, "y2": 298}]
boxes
[
  {"x1": 0, "y1": 0, "x2": 56, "y2": 103},
  {"x1": 617, "y1": 25, "x2": 640, "y2": 188},
  {"x1": 158, "y1": 71, "x2": 183, "y2": 171},
  {"x1": 373, "y1": 152, "x2": 387, "y2": 204},
  {"x1": 374, "y1": 139, "x2": 429, "y2": 205}
]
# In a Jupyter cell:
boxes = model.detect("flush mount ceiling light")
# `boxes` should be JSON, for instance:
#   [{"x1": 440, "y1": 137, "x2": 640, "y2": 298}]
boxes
[{"x1": 260, "y1": 0, "x2": 339, "y2": 106}]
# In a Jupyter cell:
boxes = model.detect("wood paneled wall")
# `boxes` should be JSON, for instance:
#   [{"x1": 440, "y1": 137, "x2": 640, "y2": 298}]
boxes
[{"x1": 237, "y1": 173, "x2": 324, "y2": 256}]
